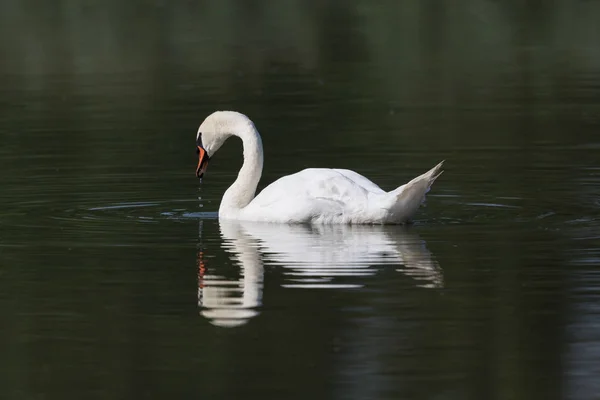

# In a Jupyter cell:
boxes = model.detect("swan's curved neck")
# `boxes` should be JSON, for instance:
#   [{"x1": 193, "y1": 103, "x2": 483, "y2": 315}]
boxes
[{"x1": 219, "y1": 123, "x2": 263, "y2": 216}]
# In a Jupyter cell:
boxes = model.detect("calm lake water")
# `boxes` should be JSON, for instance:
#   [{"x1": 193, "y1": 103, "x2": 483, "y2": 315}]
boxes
[{"x1": 1, "y1": 2, "x2": 600, "y2": 399}]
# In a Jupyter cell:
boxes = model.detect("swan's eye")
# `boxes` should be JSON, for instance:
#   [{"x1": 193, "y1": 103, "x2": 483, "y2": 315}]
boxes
[{"x1": 196, "y1": 147, "x2": 200, "y2": 155}]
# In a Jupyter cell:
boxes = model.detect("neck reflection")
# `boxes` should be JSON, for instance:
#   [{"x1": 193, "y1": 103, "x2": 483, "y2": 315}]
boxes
[{"x1": 197, "y1": 221, "x2": 263, "y2": 328}]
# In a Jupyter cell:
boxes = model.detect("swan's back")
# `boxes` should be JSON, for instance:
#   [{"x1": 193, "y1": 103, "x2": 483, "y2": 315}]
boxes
[
  {"x1": 329, "y1": 169, "x2": 385, "y2": 194},
  {"x1": 240, "y1": 168, "x2": 386, "y2": 223}
]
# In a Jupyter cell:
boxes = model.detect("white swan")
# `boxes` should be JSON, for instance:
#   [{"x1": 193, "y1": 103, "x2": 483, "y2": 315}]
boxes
[{"x1": 195, "y1": 111, "x2": 444, "y2": 224}]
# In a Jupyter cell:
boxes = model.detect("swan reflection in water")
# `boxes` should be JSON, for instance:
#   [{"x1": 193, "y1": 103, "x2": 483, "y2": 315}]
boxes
[{"x1": 197, "y1": 220, "x2": 443, "y2": 327}]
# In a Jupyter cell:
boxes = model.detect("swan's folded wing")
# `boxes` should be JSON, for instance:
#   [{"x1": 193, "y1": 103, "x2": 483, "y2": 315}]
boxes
[
  {"x1": 331, "y1": 169, "x2": 385, "y2": 194},
  {"x1": 244, "y1": 168, "x2": 374, "y2": 222}
]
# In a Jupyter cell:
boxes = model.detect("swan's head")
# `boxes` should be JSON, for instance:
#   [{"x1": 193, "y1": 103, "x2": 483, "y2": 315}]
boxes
[{"x1": 195, "y1": 111, "x2": 252, "y2": 178}]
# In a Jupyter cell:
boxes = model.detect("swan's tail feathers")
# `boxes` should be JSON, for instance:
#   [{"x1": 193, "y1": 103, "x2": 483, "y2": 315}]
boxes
[
  {"x1": 418, "y1": 160, "x2": 444, "y2": 194},
  {"x1": 388, "y1": 161, "x2": 444, "y2": 222}
]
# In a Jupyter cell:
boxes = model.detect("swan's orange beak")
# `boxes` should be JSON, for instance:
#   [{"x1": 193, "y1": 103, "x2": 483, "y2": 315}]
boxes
[{"x1": 196, "y1": 146, "x2": 210, "y2": 178}]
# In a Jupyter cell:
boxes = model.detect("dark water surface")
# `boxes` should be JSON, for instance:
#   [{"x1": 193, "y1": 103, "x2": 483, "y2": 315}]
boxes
[{"x1": 1, "y1": 2, "x2": 600, "y2": 399}]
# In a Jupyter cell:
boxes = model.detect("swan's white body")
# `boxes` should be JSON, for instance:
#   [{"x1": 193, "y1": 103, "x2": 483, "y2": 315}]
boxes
[{"x1": 196, "y1": 111, "x2": 443, "y2": 224}]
